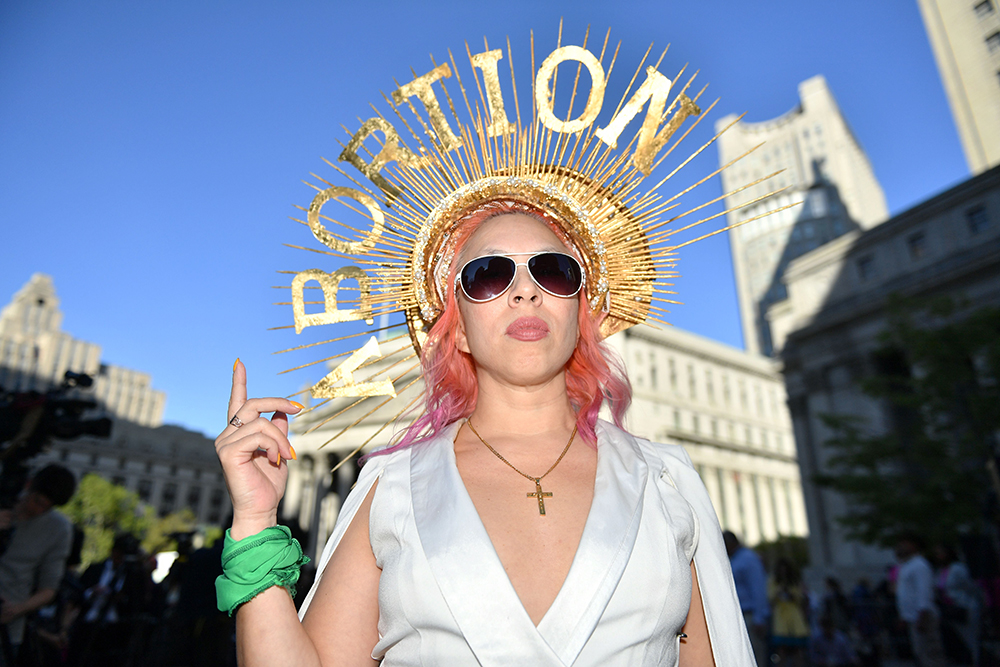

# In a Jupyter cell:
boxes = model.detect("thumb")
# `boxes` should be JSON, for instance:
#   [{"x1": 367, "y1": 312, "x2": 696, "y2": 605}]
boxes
[{"x1": 271, "y1": 411, "x2": 289, "y2": 437}]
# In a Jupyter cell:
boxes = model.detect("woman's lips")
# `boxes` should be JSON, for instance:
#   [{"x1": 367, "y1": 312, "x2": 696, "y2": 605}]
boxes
[{"x1": 506, "y1": 317, "x2": 549, "y2": 341}]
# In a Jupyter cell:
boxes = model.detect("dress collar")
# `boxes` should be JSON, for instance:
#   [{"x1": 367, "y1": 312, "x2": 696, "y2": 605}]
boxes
[{"x1": 410, "y1": 419, "x2": 647, "y2": 666}]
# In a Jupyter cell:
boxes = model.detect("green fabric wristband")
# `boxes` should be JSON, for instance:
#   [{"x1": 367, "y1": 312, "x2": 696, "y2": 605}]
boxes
[{"x1": 215, "y1": 525, "x2": 310, "y2": 616}]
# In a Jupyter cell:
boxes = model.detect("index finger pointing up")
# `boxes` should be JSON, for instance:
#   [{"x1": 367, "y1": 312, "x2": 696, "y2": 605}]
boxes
[{"x1": 228, "y1": 358, "x2": 247, "y2": 422}]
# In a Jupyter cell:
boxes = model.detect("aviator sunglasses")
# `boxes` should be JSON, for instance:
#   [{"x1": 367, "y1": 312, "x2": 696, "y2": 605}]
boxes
[{"x1": 458, "y1": 252, "x2": 584, "y2": 302}]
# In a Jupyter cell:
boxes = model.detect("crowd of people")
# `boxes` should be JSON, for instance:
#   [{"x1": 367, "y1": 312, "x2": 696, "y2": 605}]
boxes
[
  {"x1": 726, "y1": 530, "x2": 994, "y2": 667},
  {"x1": 0, "y1": 464, "x2": 236, "y2": 667}
]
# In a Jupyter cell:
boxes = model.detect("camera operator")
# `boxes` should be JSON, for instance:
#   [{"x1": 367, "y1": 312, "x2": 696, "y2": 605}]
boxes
[{"x1": 0, "y1": 464, "x2": 76, "y2": 662}]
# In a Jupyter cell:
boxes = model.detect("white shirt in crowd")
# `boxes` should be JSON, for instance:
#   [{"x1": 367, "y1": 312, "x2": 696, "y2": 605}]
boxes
[{"x1": 896, "y1": 554, "x2": 937, "y2": 623}]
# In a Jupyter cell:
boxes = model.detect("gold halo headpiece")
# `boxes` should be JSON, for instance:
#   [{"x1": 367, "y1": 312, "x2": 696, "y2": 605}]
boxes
[{"x1": 279, "y1": 26, "x2": 790, "y2": 455}]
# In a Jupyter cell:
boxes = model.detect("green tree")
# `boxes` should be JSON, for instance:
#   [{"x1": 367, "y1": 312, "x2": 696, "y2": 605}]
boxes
[
  {"x1": 815, "y1": 296, "x2": 1000, "y2": 548},
  {"x1": 61, "y1": 473, "x2": 200, "y2": 568}
]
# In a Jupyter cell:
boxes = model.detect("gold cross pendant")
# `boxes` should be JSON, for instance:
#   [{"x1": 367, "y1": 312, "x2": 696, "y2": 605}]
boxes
[{"x1": 527, "y1": 478, "x2": 553, "y2": 515}]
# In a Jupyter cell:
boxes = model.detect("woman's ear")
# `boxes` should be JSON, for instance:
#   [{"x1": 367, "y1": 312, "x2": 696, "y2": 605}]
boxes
[{"x1": 455, "y1": 307, "x2": 470, "y2": 354}]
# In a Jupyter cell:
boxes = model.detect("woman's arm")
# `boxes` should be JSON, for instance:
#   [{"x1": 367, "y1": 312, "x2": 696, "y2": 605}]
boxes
[
  {"x1": 235, "y1": 483, "x2": 381, "y2": 667},
  {"x1": 680, "y1": 561, "x2": 716, "y2": 667}
]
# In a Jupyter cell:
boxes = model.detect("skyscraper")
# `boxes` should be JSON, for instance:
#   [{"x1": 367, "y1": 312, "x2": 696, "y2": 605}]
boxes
[
  {"x1": 716, "y1": 76, "x2": 888, "y2": 355},
  {"x1": 918, "y1": 0, "x2": 1000, "y2": 174}
]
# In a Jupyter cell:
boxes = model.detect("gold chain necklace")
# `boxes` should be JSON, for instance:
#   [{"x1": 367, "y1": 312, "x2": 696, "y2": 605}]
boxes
[{"x1": 466, "y1": 418, "x2": 578, "y2": 516}]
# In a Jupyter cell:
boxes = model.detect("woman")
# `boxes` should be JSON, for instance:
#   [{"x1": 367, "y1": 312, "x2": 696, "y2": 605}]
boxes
[
  {"x1": 768, "y1": 557, "x2": 810, "y2": 666},
  {"x1": 215, "y1": 210, "x2": 754, "y2": 666},
  {"x1": 214, "y1": 30, "x2": 764, "y2": 666}
]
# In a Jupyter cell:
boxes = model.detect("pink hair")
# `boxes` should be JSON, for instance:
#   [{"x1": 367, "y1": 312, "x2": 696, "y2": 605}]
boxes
[{"x1": 374, "y1": 201, "x2": 632, "y2": 455}]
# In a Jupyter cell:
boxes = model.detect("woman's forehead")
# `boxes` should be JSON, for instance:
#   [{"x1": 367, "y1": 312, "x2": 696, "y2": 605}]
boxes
[{"x1": 462, "y1": 213, "x2": 567, "y2": 254}]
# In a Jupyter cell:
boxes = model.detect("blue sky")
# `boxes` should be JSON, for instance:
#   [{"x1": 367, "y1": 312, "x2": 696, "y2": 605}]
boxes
[{"x1": 0, "y1": 1, "x2": 967, "y2": 437}]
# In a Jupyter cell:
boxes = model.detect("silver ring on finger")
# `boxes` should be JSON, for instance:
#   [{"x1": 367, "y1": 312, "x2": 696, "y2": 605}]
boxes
[{"x1": 230, "y1": 415, "x2": 244, "y2": 428}]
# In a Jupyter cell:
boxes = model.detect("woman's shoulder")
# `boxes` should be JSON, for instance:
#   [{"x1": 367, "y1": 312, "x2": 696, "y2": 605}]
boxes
[{"x1": 596, "y1": 419, "x2": 696, "y2": 471}]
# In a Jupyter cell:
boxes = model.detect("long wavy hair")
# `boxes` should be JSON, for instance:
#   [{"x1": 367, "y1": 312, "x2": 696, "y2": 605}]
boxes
[{"x1": 375, "y1": 201, "x2": 632, "y2": 455}]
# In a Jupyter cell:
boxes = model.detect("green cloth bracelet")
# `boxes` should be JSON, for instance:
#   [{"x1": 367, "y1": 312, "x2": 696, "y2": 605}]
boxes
[{"x1": 215, "y1": 525, "x2": 310, "y2": 616}]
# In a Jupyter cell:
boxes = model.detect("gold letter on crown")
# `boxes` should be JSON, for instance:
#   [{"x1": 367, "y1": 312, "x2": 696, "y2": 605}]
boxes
[
  {"x1": 393, "y1": 64, "x2": 463, "y2": 152},
  {"x1": 310, "y1": 336, "x2": 397, "y2": 399},
  {"x1": 292, "y1": 267, "x2": 374, "y2": 334},
  {"x1": 307, "y1": 186, "x2": 386, "y2": 255},
  {"x1": 340, "y1": 119, "x2": 425, "y2": 199},
  {"x1": 595, "y1": 67, "x2": 700, "y2": 175},
  {"x1": 470, "y1": 49, "x2": 516, "y2": 137},
  {"x1": 535, "y1": 46, "x2": 606, "y2": 134}
]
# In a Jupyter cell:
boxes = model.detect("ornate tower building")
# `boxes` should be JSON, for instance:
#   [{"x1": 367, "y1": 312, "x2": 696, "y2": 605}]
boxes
[{"x1": 716, "y1": 76, "x2": 888, "y2": 356}]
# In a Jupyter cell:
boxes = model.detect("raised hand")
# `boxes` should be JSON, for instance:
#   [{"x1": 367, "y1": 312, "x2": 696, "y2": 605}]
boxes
[{"x1": 215, "y1": 359, "x2": 302, "y2": 540}]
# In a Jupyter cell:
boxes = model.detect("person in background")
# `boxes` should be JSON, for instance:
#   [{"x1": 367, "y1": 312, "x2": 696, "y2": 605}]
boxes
[
  {"x1": 934, "y1": 543, "x2": 982, "y2": 666},
  {"x1": 0, "y1": 464, "x2": 76, "y2": 663},
  {"x1": 895, "y1": 533, "x2": 945, "y2": 667},
  {"x1": 768, "y1": 557, "x2": 810, "y2": 667},
  {"x1": 810, "y1": 614, "x2": 860, "y2": 667},
  {"x1": 725, "y1": 530, "x2": 771, "y2": 667}
]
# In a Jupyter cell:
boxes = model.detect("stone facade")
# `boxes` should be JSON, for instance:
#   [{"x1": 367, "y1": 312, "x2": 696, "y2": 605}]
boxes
[
  {"x1": 918, "y1": 0, "x2": 1000, "y2": 174},
  {"x1": 1, "y1": 274, "x2": 230, "y2": 524},
  {"x1": 773, "y1": 165, "x2": 1000, "y2": 582},
  {"x1": 286, "y1": 328, "x2": 809, "y2": 561},
  {"x1": 716, "y1": 76, "x2": 888, "y2": 356},
  {"x1": 0, "y1": 274, "x2": 165, "y2": 426}
]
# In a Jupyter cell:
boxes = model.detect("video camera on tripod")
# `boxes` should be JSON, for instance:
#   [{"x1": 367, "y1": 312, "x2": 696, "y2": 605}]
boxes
[{"x1": 0, "y1": 370, "x2": 112, "y2": 513}]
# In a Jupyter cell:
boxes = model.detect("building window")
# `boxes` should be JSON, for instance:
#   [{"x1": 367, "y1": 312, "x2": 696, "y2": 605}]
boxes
[
  {"x1": 745, "y1": 427, "x2": 753, "y2": 446},
  {"x1": 669, "y1": 358, "x2": 677, "y2": 390},
  {"x1": 112, "y1": 476, "x2": 126, "y2": 487},
  {"x1": 706, "y1": 370, "x2": 715, "y2": 402},
  {"x1": 161, "y1": 483, "x2": 177, "y2": 514},
  {"x1": 857, "y1": 254, "x2": 875, "y2": 282},
  {"x1": 988, "y1": 31, "x2": 1000, "y2": 52},
  {"x1": 711, "y1": 419, "x2": 719, "y2": 438},
  {"x1": 907, "y1": 232, "x2": 927, "y2": 260},
  {"x1": 692, "y1": 415, "x2": 700, "y2": 434},
  {"x1": 762, "y1": 431, "x2": 769, "y2": 449},
  {"x1": 187, "y1": 486, "x2": 202, "y2": 511},
  {"x1": 722, "y1": 375, "x2": 731, "y2": 405},
  {"x1": 138, "y1": 479, "x2": 153, "y2": 503},
  {"x1": 90, "y1": 454, "x2": 98, "y2": 467},
  {"x1": 967, "y1": 205, "x2": 990, "y2": 234},
  {"x1": 145, "y1": 461, "x2": 153, "y2": 474},
  {"x1": 687, "y1": 364, "x2": 696, "y2": 399},
  {"x1": 673, "y1": 410, "x2": 681, "y2": 429},
  {"x1": 650, "y1": 355, "x2": 658, "y2": 390},
  {"x1": 976, "y1": 0, "x2": 995, "y2": 18}
]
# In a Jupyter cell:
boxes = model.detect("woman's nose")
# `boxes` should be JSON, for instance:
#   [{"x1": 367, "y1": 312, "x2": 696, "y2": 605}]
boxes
[{"x1": 507, "y1": 264, "x2": 540, "y2": 303}]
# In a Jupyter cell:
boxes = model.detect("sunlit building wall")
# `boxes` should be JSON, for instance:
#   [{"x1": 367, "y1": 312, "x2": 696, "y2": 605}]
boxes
[{"x1": 918, "y1": 0, "x2": 1000, "y2": 174}]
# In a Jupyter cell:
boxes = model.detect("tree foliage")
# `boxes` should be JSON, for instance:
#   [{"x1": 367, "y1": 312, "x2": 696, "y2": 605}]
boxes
[
  {"x1": 61, "y1": 473, "x2": 198, "y2": 568},
  {"x1": 815, "y1": 296, "x2": 1000, "y2": 548}
]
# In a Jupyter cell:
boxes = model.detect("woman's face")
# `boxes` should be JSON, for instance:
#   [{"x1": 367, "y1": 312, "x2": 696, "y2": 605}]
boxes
[{"x1": 454, "y1": 213, "x2": 581, "y2": 389}]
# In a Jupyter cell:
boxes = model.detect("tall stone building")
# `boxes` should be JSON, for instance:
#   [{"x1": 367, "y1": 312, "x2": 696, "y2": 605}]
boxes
[
  {"x1": 716, "y1": 76, "x2": 889, "y2": 356},
  {"x1": 1, "y1": 274, "x2": 230, "y2": 524},
  {"x1": 0, "y1": 274, "x2": 165, "y2": 426},
  {"x1": 918, "y1": 0, "x2": 1000, "y2": 174},
  {"x1": 771, "y1": 165, "x2": 1000, "y2": 582},
  {"x1": 286, "y1": 328, "x2": 809, "y2": 560}
]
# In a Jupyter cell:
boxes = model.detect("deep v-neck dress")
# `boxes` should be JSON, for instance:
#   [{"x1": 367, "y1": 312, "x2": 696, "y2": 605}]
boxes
[{"x1": 299, "y1": 420, "x2": 755, "y2": 666}]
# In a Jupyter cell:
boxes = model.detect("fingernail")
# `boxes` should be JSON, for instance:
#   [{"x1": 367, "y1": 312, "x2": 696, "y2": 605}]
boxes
[
  {"x1": 290, "y1": 446, "x2": 297, "y2": 461},
  {"x1": 277, "y1": 454, "x2": 282, "y2": 466},
  {"x1": 290, "y1": 401, "x2": 304, "y2": 411},
  {"x1": 233, "y1": 358, "x2": 240, "y2": 372}
]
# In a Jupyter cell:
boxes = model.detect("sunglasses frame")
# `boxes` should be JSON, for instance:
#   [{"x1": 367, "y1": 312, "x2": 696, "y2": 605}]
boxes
[{"x1": 457, "y1": 251, "x2": 585, "y2": 303}]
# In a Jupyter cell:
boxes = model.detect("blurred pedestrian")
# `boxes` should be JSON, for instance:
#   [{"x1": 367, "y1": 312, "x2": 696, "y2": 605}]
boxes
[
  {"x1": 0, "y1": 464, "x2": 75, "y2": 665},
  {"x1": 724, "y1": 531, "x2": 770, "y2": 667},
  {"x1": 768, "y1": 557, "x2": 810, "y2": 667},
  {"x1": 934, "y1": 543, "x2": 982, "y2": 666},
  {"x1": 70, "y1": 533, "x2": 151, "y2": 666},
  {"x1": 810, "y1": 614, "x2": 860, "y2": 666},
  {"x1": 895, "y1": 533, "x2": 945, "y2": 667}
]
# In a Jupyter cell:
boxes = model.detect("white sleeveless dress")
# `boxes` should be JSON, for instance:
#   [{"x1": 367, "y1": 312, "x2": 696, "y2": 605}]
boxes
[{"x1": 300, "y1": 420, "x2": 755, "y2": 666}]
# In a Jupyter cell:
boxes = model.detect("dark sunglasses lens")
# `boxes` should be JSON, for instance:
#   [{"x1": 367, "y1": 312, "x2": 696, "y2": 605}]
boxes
[
  {"x1": 528, "y1": 253, "x2": 582, "y2": 296},
  {"x1": 461, "y1": 256, "x2": 516, "y2": 301}
]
